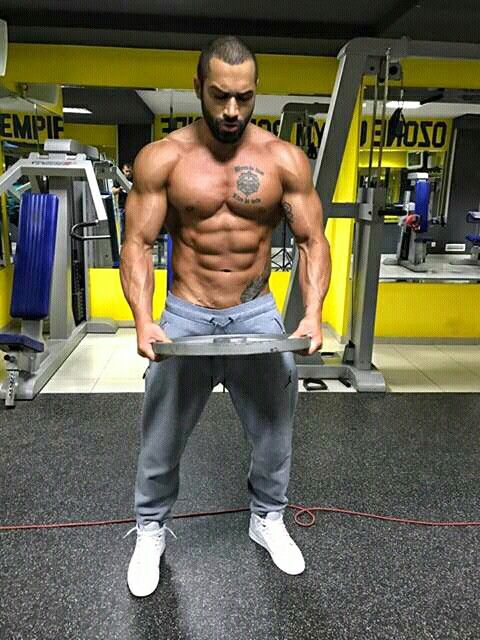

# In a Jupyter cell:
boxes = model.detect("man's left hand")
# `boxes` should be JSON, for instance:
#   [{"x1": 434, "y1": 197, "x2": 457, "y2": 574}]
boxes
[{"x1": 290, "y1": 316, "x2": 323, "y2": 355}]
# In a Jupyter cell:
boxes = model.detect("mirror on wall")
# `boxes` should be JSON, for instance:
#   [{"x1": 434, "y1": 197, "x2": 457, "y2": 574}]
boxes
[
  {"x1": 0, "y1": 87, "x2": 60, "y2": 265},
  {"x1": 2, "y1": 81, "x2": 480, "y2": 273},
  {"x1": 359, "y1": 86, "x2": 480, "y2": 257}
]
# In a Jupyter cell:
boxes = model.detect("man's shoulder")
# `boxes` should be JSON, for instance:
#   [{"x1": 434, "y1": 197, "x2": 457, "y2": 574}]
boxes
[
  {"x1": 267, "y1": 136, "x2": 305, "y2": 164},
  {"x1": 133, "y1": 138, "x2": 184, "y2": 184},
  {"x1": 137, "y1": 137, "x2": 182, "y2": 163},
  {"x1": 247, "y1": 124, "x2": 304, "y2": 165},
  {"x1": 258, "y1": 133, "x2": 310, "y2": 184}
]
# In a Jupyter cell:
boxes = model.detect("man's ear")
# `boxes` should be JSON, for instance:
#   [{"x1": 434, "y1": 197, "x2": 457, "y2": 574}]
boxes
[{"x1": 193, "y1": 77, "x2": 201, "y2": 99}]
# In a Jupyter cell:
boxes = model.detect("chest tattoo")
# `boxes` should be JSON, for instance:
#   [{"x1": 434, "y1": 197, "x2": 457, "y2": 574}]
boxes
[{"x1": 233, "y1": 165, "x2": 264, "y2": 205}]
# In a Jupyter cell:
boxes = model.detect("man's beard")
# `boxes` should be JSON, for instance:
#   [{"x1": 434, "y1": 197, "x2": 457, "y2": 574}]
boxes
[{"x1": 201, "y1": 99, "x2": 253, "y2": 144}]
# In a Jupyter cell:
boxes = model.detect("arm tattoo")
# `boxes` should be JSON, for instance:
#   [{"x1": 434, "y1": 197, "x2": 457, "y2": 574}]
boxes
[
  {"x1": 281, "y1": 201, "x2": 294, "y2": 225},
  {"x1": 240, "y1": 260, "x2": 271, "y2": 303}
]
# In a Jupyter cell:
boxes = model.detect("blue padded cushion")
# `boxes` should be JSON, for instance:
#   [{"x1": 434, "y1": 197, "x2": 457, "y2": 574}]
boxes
[
  {"x1": 466, "y1": 234, "x2": 480, "y2": 244},
  {"x1": 10, "y1": 193, "x2": 59, "y2": 320},
  {"x1": 0, "y1": 333, "x2": 44, "y2": 352}
]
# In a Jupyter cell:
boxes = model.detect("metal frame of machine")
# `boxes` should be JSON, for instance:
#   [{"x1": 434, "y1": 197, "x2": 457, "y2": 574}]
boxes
[
  {"x1": 281, "y1": 37, "x2": 480, "y2": 392},
  {"x1": 0, "y1": 139, "x2": 131, "y2": 403}
]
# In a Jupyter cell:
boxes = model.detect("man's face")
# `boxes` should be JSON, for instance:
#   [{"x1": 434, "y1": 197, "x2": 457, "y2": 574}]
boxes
[
  {"x1": 196, "y1": 57, "x2": 256, "y2": 144},
  {"x1": 122, "y1": 165, "x2": 133, "y2": 180}
]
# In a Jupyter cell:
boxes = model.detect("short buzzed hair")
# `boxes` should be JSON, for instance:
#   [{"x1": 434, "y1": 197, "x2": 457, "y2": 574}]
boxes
[{"x1": 197, "y1": 36, "x2": 258, "y2": 86}]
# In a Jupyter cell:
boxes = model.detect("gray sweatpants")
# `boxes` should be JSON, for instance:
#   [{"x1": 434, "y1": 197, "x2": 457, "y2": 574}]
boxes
[{"x1": 134, "y1": 292, "x2": 298, "y2": 526}]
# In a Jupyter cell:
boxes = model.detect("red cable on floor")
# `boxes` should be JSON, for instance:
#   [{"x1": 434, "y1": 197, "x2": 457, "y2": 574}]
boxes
[{"x1": 0, "y1": 504, "x2": 479, "y2": 532}]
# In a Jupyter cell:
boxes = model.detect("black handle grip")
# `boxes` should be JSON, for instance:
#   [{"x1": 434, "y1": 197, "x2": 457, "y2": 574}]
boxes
[{"x1": 70, "y1": 220, "x2": 110, "y2": 242}]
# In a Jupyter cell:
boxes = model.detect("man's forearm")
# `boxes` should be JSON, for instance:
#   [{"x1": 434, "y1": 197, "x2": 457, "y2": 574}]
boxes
[
  {"x1": 297, "y1": 236, "x2": 331, "y2": 318},
  {"x1": 120, "y1": 242, "x2": 155, "y2": 326}
]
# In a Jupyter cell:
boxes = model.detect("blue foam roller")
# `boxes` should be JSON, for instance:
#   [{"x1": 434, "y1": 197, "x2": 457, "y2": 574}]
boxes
[
  {"x1": 414, "y1": 179, "x2": 430, "y2": 234},
  {"x1": 11, "y1": 192, "x2": 59, "y2": 319}
]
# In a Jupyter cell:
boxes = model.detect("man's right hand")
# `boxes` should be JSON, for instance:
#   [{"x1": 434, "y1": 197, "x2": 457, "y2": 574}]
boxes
[{"x1": 136, "y1": 321, "x2": 172, "y2": 361}]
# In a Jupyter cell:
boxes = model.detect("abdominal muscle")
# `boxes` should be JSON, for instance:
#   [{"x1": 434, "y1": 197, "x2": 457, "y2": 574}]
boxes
[{"x1": 169, "y1": 215, "x2": 274, "y2": 309}]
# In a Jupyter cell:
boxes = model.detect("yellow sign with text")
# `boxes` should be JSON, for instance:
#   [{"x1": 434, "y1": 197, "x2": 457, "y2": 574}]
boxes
[
  {"x1": 155, "y1": 113, "x2": 451, "y2": 153},
  {"x1": 0, "y1": 112, "x2": 64, "y2": 143},
  {"x1": 360, "y1": 116, "x2": 451, "y2": 151}
]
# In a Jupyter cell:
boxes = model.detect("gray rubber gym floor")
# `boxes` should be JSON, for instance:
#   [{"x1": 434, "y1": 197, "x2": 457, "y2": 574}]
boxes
[{"x1": 1, "y1": 393, "x2": 479, "y2": 640}]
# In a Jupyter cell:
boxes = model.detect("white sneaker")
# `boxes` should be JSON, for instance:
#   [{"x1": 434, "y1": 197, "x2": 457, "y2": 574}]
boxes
[
  {"x1": 249, "y1": 512, "x2": 305, "y2": 575},
  {"x1": 124, "y1": 521, "x2": 175, "y2": 597}
]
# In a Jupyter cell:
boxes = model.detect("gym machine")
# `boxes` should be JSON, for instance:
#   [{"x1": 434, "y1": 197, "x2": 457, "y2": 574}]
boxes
[
  {"x1": 383, "y1": 172, "x2": 435, "y2": 272},
  {"x1": 0, "y1": 139, "x2": 131, "y2": 406},
  {"x1": 281, "y1": 37, "x2": 480, "y2": 392},
  {"x1": 449, "y1": 210, "x2": 480, "y2": 266},
  {"x1": 273, "y1": 102, "x2": 329, "y2": 272}
]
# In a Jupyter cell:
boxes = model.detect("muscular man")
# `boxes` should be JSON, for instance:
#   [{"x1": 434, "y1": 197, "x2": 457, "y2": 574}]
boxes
[{"x1": 120, "y1": 36, "x2": 331, "y2": 598}]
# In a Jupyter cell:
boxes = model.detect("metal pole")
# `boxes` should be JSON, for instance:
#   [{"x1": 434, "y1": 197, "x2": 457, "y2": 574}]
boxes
[
  {"x1": 367, "y1": 76, "x2": 378, "y2": 188},
  {"x1": 376, "y1": 48, "x2": 391, "y2": 177}
]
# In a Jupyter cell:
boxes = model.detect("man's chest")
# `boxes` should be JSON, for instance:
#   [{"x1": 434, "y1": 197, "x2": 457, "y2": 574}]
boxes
[{"x1": 167, "y1": 155, "x2": 283, "y2": 222}]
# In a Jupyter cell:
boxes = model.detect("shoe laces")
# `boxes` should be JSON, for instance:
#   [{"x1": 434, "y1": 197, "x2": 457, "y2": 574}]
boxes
[
  {"x1": 124, "y1": 525, "x2": 176, "y2": 566},
  {"x1": 123, "y1": 524, "x2": 177, "y2": 545},
  {"x1": 260, "y1": 516, "x2": 296, "y2": 547}
]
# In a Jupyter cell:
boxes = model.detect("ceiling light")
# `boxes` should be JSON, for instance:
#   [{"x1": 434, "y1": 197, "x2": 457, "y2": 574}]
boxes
[
  {"x1": 63, "y1": 107, "x2": 92, "y2": 114},
  {"x1": 386, "y1": 101, "x2": 421, "y2": 109}
]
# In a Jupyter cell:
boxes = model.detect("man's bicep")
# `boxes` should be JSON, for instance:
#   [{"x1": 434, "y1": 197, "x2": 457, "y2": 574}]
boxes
[
  {"x1": 278, "y1": 143, "x2": 325, "y2": 244},
  {"x1": 124, "y1": 139, "x2": 177, "y2": 246},
  {"x1": 125, "y1": 186, "x2": 168, "y2": 246},
  {"x1": 281, "y1": 187, "x2": 325, "y2": 245}
]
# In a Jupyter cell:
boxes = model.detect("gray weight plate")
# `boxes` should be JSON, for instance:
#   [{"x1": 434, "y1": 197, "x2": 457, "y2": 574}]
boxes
[{"x1": 153, "y1": 333, "x2": 311, "y2": 357}]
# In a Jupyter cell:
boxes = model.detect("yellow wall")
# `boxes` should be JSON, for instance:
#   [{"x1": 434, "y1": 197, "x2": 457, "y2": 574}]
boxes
[
  {"x1": 89, "y1": 269, "x2": 166, "y2": 321},
  {"x1": 4, "y1": 44, "x2": 480, "y2": 93},
  {"x1": 359, "y1": 150, "x2": 407, "y2": 168},
  {"x1": 88, "y1": 269, "x2": 291, "y2": 322},
  {"x1": 0, "y1": 265, "x2": 13, "y2": 328},
  {"x1": 1, "y1": 43, "x2": 479, "y2": 341},
  {"x1": 3, "y1": 44, "x2": 338, "y2": 94},
  {"x1": 62, "y1": 123, "x2": 117, "y2": 161},
  {"x1": 87, "y1": 267, "x2": 480, "y2": 341},
  {"x1": 376, "y1": 283, "x2": 480, "y2": 338}
]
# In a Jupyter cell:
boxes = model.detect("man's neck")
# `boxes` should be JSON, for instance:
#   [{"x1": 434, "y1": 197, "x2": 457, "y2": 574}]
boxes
[{"x1": 197, "y1": 119, "x2": 248, "y2": 160}]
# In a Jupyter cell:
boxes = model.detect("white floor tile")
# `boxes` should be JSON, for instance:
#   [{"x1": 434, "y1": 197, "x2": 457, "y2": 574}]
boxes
[
  {"x1": 386, "y1": 380, "x2": 444, "y2": 393},
  {"x1": 92, "y1": 378, "x2": 145, "y2": 393},
  {"x1": 436, "y1": 345, "x2": 480, "y2": 378},
  {"x1": 394, "y1": 345, "x2": 480, "y2": 391},
  {"x1": 3, "y1": 329, "x2": 480, "y2": 394},
  {"x1": 372, "y1": 345, "x2": 414, "y2": 369},
  {"x1": 51, "y1": 350, "x2": 112, "y2": 380},
  {"x1": 371, "y1": 345, "x2": 441, "y2": 392},
  {"x1": 102, "y1": 350, "x2": 148, "y2": 379},
  {"x1": 41, "y1": 378, "x2": 97, "y2": 393},
  {"x1": 76, "y1": 335, "x2": 119, "y2": 349}
]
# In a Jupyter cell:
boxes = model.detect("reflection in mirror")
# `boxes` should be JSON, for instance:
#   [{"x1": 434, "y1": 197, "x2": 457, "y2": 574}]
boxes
[
  {"x1": 61, "y1": 86, "x2": 331, "y2": 272},
  {"x1": 4, "y1": 81, "x2": 480, "y2": 277},
  {"x1": 360, "y1": 86, "x2": 480, "y2": 258},
  {"x1": 0, "y1": 195, "x2": 4, "y2": 267},
  {"x1": 0, "y1": 87, "x2": 59, "y2": 263}
]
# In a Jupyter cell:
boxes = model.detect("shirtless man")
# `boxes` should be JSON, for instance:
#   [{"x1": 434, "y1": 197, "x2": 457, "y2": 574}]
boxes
[{"x1": 120, "y1": 36, "x2": 331, "y2": 598}]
